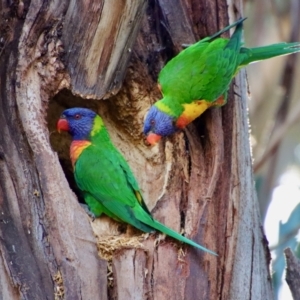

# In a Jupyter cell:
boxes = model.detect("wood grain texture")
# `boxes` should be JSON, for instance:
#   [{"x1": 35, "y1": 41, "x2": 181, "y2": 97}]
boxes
[
  {"x1": 62, "y1": 0, "x2": 147, "y2": 99},
  {"x1": 0, "y1": 0, "x2": 274, "y2": 299},
  {"x1": 285, "y1": 248, "x2": 300, "y2": 300},
  {"x1": 0, "y1": 0, "x2": 145, "y2": 299}
]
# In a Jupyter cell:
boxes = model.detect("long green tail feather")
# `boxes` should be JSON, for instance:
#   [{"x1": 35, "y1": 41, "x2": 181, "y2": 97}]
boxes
[
  {"x1": 238, "y1": 42, "x2": 300, "y2": 67},
  {"x1": 143, "y1": 216, "x2": 217, "y2": 255},
  {"x1": 95, "y1": 198, "x2": 216, "y2": 254}
]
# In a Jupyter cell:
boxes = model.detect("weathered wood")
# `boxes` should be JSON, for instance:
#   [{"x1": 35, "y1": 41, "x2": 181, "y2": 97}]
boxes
[
  {"x1": 0, "y1": 0, "x2": 147, "y2": 299},
  {"x1": 62, "y1": 0, "x2": 147, "y2": 99},
  {"x1": 0, "y1": 0, "x2": 274, "y2": 299},
  {"x1": 100, "y1": 1, "x2": 272, "y2": 299},
  {"x1": 112, "y1": 248, "x2": 148, "y2": 300},
  {"x1": 285, "y1": 248, "x2": 300, "y2": 299}
]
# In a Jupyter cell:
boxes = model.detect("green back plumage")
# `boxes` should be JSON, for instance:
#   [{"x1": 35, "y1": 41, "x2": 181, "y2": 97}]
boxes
[
  {"x1": 158, "y1": 19, "x2": 245, "y2": 116},
  {"x1": 74, "y1": 116, "x2": 216, "y2": 255},
  {"x1": 156, "y1": 18, "x2": 300, "y2": 117},
  {"x1": 75, "y1": 143, "x2": 154, "y2": 232}
]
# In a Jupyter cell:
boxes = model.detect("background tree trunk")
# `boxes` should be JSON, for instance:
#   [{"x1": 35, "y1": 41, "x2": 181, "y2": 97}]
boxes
[{"x1": 0, "y1": 0, "x2": 273, "y2": 299}]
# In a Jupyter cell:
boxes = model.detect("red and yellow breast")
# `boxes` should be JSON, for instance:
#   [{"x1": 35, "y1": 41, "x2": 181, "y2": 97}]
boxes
[
  {"x1": 176, "y1": 100, "x2": 211, "y2": 129},
  {"x1": 70, "y1": 140, "x2": 91, "y2": 168}
]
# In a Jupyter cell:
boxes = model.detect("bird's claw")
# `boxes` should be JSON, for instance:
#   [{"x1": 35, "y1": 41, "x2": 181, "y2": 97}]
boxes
[
  {"x1": 80, "y1": 203, "x2": 96, "y2": 221},
  {"x1": 154, "y1": 233, "x2": 166, "y2": 247}
]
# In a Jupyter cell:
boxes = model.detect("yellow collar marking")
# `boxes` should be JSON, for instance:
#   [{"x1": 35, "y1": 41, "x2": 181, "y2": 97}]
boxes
[{"x1": 176, "y1": 100, "x2": 211, "y2": 128}]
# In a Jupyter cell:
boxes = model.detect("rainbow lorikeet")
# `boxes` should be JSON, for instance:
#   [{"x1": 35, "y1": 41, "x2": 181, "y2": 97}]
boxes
[
  {"x1": 143, "y1": 17, "x2": 300, "y2": 145},
  {"x1": 57, "y1": 107, "x2": 216, "y2": 255}
]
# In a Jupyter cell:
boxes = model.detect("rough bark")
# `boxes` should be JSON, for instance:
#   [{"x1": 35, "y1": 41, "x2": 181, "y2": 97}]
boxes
[
  {"x1": 285, "y1": 248, "x2": 300, "y2": 300},
  {"x1": 0, "y1": 0, "x2": 273, "y2": 299}
]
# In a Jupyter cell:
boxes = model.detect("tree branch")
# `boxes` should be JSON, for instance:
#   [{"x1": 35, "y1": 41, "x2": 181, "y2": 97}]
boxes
[{"x1": 284, "y1": 248, "x2": 300, "y2": 299}]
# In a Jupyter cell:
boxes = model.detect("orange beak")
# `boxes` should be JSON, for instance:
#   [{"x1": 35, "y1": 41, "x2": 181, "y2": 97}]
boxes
[
  {"x1": 146, "y1": 133, "x2": 162, "y2": 145},
  {"x1": 57, "y1": 118, "x2": 69, "y2": 133}
]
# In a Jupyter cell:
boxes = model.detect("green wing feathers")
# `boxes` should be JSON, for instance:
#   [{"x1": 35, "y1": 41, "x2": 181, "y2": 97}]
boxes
[
  {"x1": 157, "y1": 17, "x2": 300, "y2": 113},
  {"x1": 74, "y1": 137, "x2": 216, "y2": 254},
  {"x1": 75, "y1": 145, "x2": 145, "y2": 210},
  {"x1": 75, "y1": 145, "x2": 154, "y2": 232},
  {"x1": 200, "y1": 17, "x2": 246, "y2": 43},
  {"x1": 224, "y1": 19, "x2": 243, "y2": 52},
  {"x1": 158, "y1": 18, "x2": 247, "y2": 106}
]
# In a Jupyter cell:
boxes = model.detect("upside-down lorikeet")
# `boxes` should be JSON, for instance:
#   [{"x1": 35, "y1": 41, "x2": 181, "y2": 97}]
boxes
[
  {"x1": 57, "y1": 107, "x2": 216, "y2": 255},
  {"x1": 143, "y1": 17, "x2": 300, "y2": 144}
]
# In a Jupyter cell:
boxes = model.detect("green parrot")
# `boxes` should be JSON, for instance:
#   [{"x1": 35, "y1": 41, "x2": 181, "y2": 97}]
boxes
[
  {"x1": 57, "y1": 107, "x2": 216, "y2": 255},
  {"x1": 143, "y1": 17, "x2": 300, "y2": 144}
]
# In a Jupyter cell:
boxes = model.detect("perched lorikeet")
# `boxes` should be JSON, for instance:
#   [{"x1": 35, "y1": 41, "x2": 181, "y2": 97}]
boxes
[
  {"x1": 57, "y1": 107, "x2": 216, "y2": 255},
  {"x1": 143, "y1": 18, "x2": 300, "y2": 145}
]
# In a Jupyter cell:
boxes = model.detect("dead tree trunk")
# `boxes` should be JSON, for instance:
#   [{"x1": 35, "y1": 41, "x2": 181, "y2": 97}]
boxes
[{"x1": 0, "y1": 0, "x2": 273, "y2": 299}]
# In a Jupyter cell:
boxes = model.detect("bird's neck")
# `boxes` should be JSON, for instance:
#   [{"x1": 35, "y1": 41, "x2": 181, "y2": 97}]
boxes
[
  {"x1": 90, "y1": 115, "x2": 105, "y2": 136},
  {"x1": 156, "y1": 97, "x2": 184, "y2": 118},
  {"x1": 89, "y1": 115, "x2": 111, "y2": 144},
  {"x1": 70, "y1": 140, "x2": 91, "y2": 168},
  {"x1": 70, "y1": 116, "x2": 111, "y2": 167}
]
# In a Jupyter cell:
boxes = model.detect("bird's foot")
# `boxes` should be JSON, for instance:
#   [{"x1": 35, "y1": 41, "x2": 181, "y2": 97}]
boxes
[
  {"x1": 177, "y1": 247, "x2": 187, "y2": 262},
  {"x1": 80, "y1": 203, "x2": 96, "y2": 221},
  {"x1": 154, "y1": 233, "x2": 166, "y2": 247},
  {"x1": 142, "y1": 232, "x2": 150, "y2": 240},
  {"x1": 212, "y1": 95, "x2": 227, "y2": 107}
]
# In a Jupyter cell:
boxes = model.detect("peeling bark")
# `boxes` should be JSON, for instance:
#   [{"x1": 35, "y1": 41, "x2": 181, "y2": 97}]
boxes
[{"x1": 0, "y1": 0, "x2": 273, "y2": 299}]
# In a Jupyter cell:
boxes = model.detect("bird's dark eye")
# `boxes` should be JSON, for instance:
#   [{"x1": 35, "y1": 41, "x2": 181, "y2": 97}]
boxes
[
  {"x1": 150, "y1": 120, "x2": 155, "y2": 125},
  {"x1": 74, "y1": 114, "x2": 81, "y2": 120}
]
